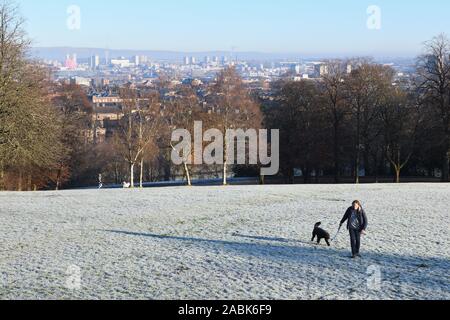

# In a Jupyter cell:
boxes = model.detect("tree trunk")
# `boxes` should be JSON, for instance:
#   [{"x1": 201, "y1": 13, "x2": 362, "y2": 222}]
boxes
[
  {"x1": 93, "y1": 115, "x2": 98, "y2": 145},
  {"x1": 373, "y1": 151, "x2": 380, "y2": 183},
  {"x1": 355, "y1": 106, "x2": 361, "y2": 184},
  {"x1": 289, "y1": 167, "x2": 295, "y2": 184},
  {"x1": 442, "y1": 139, "x2": 449, "y2": 182},
  {"x1": 395, "y1": 167, "x2": 401, "y2": 183},
  {"x1": 441, "y1": 104, "x2": 449, "y2": 182},
  {"x1": 27, "y1": 174, "x2": 32, "y2": 191},
  {"x1": 223, "y1": 138, "x2": 228, "y2": 186},
  {"x1": 259, "y1": 173, "x2": 265, "y2": 185},
  {"x1": 140, "y1": 158, "x2": 144, "y2": 188},
  {"x1": 363, "y1": 146, "x2": 370, "y2": 178},
  {"x1": 223, "y1": 160, "x2": 228, "y2": 185},
  {"x1": 333, "y1": 123, "x2": 340, "y2": 183},
  {"x1": 374, "y1": 165, "x2": 379, "y2": 183},
  {"x1": 56, "y1": 168, "x2": 61, "y2": 191},
  {"x1": 0, "y1": 165, "x2": 4, "y2": 191},
  {"x1": 130, "y1": 163, "x2": 135, "y2": 188},
  {"x1": 18, "y1": 170, "x2": 23, "y2": 191},
  {"x1": 184, "y1": 162, "x2": 192, "y2": 186},
  {"x1": 303, "y1": 167, "x2": 310, "y2": 184},
  {"x1": 442, "y1": 156, "x2": 449, "y2": 182},
  {"x1": 164, "y1": 150, "x2": 171, "y2": 181},
  {"x1": 114, "y1": 163, "x2": 119, "y2": 185}
]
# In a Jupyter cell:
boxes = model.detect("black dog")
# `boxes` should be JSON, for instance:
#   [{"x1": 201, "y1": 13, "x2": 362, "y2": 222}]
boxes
[{"x1": 311, "y1": 222, "x2": 331, "y2": 246}]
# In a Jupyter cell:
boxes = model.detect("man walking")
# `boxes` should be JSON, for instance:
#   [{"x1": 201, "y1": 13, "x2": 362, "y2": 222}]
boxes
[{"x1": 340, "y1": 200, "x2": 368, "y2": 259}]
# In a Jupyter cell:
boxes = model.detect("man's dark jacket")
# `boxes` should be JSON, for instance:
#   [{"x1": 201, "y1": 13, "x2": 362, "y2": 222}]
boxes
[{"x1": 340, "y1": 207, "x2": 368, "y2": 231}]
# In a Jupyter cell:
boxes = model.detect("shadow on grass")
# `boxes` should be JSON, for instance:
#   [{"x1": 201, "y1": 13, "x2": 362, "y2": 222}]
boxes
[
  {"x1": 232, "y1": 232, "x2": 312, "y2": 245},
  {"x1": 104, "y1": 229, "x2": 327, "y2": 254},
  {"x1": 102, "y1": 229, "x2": 450, "y2": 295}
]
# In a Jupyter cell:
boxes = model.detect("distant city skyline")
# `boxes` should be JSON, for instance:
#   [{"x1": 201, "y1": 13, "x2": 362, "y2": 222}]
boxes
[
  {"x1": 30, "y1": 46, "x2": 418, "y2": 63},
  {"x1": 18, "y1": 0, "x2": 450, "y2": 57}
]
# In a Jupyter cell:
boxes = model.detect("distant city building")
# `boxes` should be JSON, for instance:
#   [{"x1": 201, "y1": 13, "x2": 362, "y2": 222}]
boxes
[
  {"x1": 139, "y1": 55, "x2": 148, "y2": 64},
  {"x1": 90, "y1": 55, "x2": 100, "y2": 70},
  {"x1": 65, "y1": 54, "x2": 78, "y2": 70},
  {"x1": 133, "y1": 55, "x2": 140, "y2": 66},
  {"x1": 183, "y1": 56, "x2": 198, "y2": 65},
  {"x1": 105, "y1": 50, "x2": 110, "y2": 65},
  {"x1": 92, "y1": 96, "x2": 123, "y2": 107},
  {"x1": 91, "y1": 78, "x2": 111, "y2": 87},
  {"x1": 111, "y1": 58, "x2": 131, "y2": 68},
  {"x1": 291, "y1": 64, "x2": 301, "y2": 74},
  {"x1": 70, "y1": 76, "x2": 91, "y2": 87},
  {"x1": 346, "y1": 64, "x2": 352, "y2": 74},
  {"x1": 313, "y1": 63, "x2": 328, "y2": 77}
]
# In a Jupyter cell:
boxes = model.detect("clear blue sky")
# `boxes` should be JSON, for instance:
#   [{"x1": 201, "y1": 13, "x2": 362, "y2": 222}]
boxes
[{"x1": 17, "y1": 0, "x2": 450, "y2": 56}]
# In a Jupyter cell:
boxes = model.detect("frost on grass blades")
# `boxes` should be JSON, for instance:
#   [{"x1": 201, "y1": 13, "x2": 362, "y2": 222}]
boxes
[
  {"x1": 65, "y1": 265, "x2": 82, "y2": 290},
  {"x1": 367, "y1": 265, "x2": 382, "y2": 292},
  {"x1": 171, "y1": 121, "x2": 280, "y2": 176},
  {"x1": 0, "y1": 184, "x2": 449, "y2": 299}
]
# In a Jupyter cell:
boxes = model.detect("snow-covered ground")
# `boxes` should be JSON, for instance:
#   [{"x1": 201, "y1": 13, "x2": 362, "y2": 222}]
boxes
[{"x1": 0, "y1": 184, "x2": 449, "y2": 300}]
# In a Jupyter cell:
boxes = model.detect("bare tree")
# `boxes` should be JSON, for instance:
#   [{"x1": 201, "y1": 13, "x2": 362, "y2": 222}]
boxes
[
  {"x1": 165, "y1": 85, "x2": 203, "y2": 186},
  {"x1": 320, "y1": 60, "x2": 350, "y2": 182},
  {"x1": 115, "y1": 87, "x2": 161, "y2": 188},
  {"x1": 417, "y1": 34, "x2": 450, "y2": 182},
  {"x1": 346, "y1": 62, "x2": 394, "y2": 183},
  {"x1": 266, "y1": 80, "x2": 324, "y2": 183},
  {"x1": 380, "y1": 89, "x2": 422, "y2": 183},
  {"x1": 208, "y1": 67, "x2": 262, "y2": 185},
  {"x1": 51, "y1": 83, "x2": 92, "y2": 190}
]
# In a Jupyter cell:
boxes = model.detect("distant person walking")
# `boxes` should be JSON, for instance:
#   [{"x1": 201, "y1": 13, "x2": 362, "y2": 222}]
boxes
[
  {"x1": 340, "y1": 200, "x2": 368, "y2": 259},
  {"x1": 98, "y1": 174, "x2": 103, "y2": 189}
]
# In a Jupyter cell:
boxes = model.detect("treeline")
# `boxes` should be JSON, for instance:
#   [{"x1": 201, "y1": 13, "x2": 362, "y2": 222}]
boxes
[
  {"x1": 91, "y1": 67, "x2": 262, "y2": 189},
  {"x1": 265, "y1": 51, "x2": 449, "y2": 184},
  {"x1": 0, "y1": 3, "x2": 449, "y2": 190}
]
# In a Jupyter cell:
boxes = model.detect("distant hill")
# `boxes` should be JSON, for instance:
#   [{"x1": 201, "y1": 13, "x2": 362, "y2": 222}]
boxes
[
  {"x1": 29, "y1": 47, "x2": 341, "y2": 62},
  {"x1": 29, "y1": 47, "x2": 416, "y2": 64}
]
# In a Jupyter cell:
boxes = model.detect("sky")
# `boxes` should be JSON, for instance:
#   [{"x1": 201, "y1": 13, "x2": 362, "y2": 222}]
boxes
[{"x1": 16, "y1": 0, "x2": 450, "y2": 56}]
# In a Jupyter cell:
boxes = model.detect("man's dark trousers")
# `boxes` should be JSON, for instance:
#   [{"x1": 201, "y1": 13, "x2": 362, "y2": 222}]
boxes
[{"x1": 349, "y1": 229, "x2": 361, "y2": 256}]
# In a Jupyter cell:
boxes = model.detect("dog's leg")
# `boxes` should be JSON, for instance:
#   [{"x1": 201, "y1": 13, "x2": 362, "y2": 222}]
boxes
[
  {"x1": 326, "y1": 239, "x2": 331, "y2": 247},
  {"x1": 317, "y1": 238, "x2": 321, "y2": 245},
  {"x1": 311, "y1": 233, "x2": 316, "y2": 242}
]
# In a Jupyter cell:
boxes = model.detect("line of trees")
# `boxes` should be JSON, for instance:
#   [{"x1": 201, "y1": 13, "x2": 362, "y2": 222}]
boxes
[
  {"x1": 108, "y1": 67, "x2": 263, "y2": 188},
  {"x1": 0, "y1": 2, "x2": 449, "y2": 191},
  {"x1": 265, "y1": 38, "x2": 450, "y2": 183}
]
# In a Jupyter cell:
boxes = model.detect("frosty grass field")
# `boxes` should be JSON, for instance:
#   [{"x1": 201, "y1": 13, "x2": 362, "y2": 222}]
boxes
[{"x1": 0, "y1": 184, "x2": 449, "y2": 300}]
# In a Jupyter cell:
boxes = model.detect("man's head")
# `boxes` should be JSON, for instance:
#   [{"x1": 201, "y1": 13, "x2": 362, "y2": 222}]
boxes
[{"x1": 352, "y1": 200, "x2": 362, "y2": 210}]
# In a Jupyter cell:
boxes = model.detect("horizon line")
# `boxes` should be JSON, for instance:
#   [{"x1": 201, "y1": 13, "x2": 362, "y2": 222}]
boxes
[{"x1": 30, "y1": 46, "x2": 418, "y2": 59}]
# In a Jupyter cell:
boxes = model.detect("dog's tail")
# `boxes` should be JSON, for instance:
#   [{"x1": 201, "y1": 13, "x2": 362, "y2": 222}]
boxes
[{"x1": 314, "y1": 222, "x2": 322, "y2": 228}]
